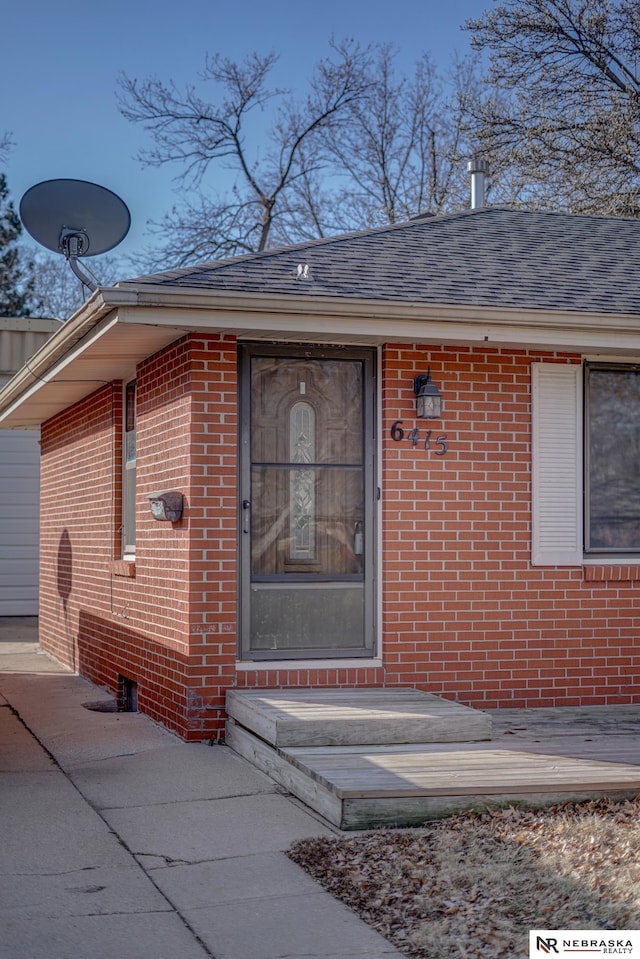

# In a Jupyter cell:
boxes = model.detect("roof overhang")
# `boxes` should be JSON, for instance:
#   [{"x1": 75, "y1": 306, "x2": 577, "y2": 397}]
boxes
[{"x1": 3, "y1": 282, "x2": 640, "y2": 429}]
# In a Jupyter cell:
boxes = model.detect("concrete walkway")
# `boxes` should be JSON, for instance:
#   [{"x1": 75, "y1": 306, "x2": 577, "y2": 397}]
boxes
[{"x1": 0, "y1": 618, "x2": 401, "y2": 959}]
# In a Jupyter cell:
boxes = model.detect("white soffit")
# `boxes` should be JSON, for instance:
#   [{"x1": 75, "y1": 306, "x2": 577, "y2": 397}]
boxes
[{"x1": 0, "y1": 319, "x2": 186, "y2": 428}]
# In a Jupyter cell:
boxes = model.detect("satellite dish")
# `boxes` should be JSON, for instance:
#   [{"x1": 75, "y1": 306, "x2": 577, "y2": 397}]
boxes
[{"x1": 20, "y1": 178, "x2": 131, "y2": 292}]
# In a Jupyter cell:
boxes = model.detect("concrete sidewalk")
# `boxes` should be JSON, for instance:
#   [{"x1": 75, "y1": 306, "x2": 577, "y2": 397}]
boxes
[{"x1": 0, "y1": 618, "x2": 401, "y2": 959}]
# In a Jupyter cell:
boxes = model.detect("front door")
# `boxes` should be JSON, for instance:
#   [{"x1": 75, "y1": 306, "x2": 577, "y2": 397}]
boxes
[{"x1": 239, "y1": 344, "x2": 376, "y2": 660}]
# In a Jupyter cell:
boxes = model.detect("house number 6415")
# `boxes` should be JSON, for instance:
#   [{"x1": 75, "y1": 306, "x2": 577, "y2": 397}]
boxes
[{"x1": 390, "y1": 420, "x2": 448, "y2": 456}]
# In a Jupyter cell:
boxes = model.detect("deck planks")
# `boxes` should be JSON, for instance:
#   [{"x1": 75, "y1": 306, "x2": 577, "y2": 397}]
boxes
[
  {"x1": 226, "y1": 688, "x2": 492, "y2": 747},
  {"x1": 283, "y1": 743, "x2": 640, "y2": 798},
  {"x1": 225, "y1": 691, "x2": 640, "y2": 829}
]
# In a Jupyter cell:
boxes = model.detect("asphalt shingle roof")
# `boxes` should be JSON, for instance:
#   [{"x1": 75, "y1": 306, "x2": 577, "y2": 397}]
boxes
[{"x1": 124, "y1": 208, "x2": 640, "y2": 316}]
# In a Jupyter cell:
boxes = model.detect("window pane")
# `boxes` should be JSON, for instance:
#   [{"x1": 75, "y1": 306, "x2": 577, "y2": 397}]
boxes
[
  {"x1": 123, "y1": 464, "x2": 136, "y2": 552},
  {"x1": 289, "y1": 402, "x2": 316, "y2": 560},
  {"x1": 251, "y1": 357, "x2": 363, "y2": 465},
  {"x1": 251, "y1": 466, "x2": 364, "y2": 577},
  {"x1": 250, "y1": 584, "x2": 364, "y2": 651},
  {"x1": 125, "y1": 381, "x2": 136, "y2": 433},
  {"x1": 123, "y1": 381, "x2": 136, "y2": 556},
  {"x1": 587, "y1": 367, "x2": 640, "y2": 550},
  {"x1": 125, "y1": 381, "x2": 136, "y2": 463}
]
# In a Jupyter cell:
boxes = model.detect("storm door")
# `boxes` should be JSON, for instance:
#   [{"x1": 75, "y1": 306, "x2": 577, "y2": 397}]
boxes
[{"x1": 239, "y1": 344, "x2": 376, "y2": 660}]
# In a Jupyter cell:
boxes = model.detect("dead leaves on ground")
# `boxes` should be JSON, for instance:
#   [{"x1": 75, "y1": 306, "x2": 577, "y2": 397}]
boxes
[{"x1": 288, "y1": 796, "x2": 640, "y2": 959}]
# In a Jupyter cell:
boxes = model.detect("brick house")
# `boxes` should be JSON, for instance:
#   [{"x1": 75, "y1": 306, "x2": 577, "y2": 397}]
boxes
[{"x1": 1, "y1": 207, "x2": 640, "y2": 740}]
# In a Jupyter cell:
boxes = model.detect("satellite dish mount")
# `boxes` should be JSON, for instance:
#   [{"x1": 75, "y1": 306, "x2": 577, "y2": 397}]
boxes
[
  {"x1": 20, "y1": 179, "x2": 131, "y2": 294},
  {"x1": 59, "y1": 226, "x2": 100, "y2": 290}
]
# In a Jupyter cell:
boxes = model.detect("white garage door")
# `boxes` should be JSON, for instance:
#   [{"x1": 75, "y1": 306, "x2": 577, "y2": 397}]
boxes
[{"x1": 0, "y1": 429, "x2": 40, "y2": 615}]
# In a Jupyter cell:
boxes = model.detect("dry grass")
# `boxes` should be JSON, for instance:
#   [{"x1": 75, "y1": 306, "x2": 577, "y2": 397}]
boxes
[{"x1": 288, "y1": 796, "x2": 640, "y2": 959}]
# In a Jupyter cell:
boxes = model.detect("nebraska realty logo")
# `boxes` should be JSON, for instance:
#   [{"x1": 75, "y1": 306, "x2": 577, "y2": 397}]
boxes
[{"x1": 530, "y1": 930, "x2": 639, "y2": 957}]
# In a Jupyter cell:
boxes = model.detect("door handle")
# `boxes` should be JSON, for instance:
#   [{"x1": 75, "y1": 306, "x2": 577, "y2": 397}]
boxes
[
  {"x1": 242, "y1": 499, "x2": 250, "y2": 534},
  {"x1": 354, "y1": 520, "x2": 363, "y2": 555}
]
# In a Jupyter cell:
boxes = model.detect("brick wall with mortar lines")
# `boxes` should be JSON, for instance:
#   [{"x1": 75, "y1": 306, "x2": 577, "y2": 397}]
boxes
[
  {"x1": 131, "y1": 335, "x2": 193, "y2": 643},
  {"x1": 40, "y1": 383, "x2": 121, "y2": 672},
  {"x1": 183, "y1": 333, "x2": 239, "y2": 737},
  {"x1": 39, "y1": 333, "x2": 239, "y2": 739},
  {"x1": 380, "y1": 344, "x2": 640, "y2": 708}
]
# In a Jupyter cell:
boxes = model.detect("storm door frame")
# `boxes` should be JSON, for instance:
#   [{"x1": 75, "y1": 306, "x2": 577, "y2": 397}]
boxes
[{"x1": 238, "y1": 342, "x2": 377, "y2": 661}]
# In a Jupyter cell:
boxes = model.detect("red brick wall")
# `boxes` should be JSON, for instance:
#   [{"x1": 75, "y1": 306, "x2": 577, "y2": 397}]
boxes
[
  {"x1": 40, "y1": 382, "x2": 120, "y2": 672},
  {"x1": 183, "y1": 334, "x2": 238, "y2": 735},
  {"x1": 39, "y1": 332, "x2": 238, "y2": 739},
  {"x1": 377, "y1": 344, "x2": 640, "y2": 709},
  {"x1": 38, "y1": 336, "x2": 640, "y2": 742}
]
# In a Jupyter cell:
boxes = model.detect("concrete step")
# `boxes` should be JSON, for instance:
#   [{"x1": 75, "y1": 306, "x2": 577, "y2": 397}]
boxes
[{"x1": 226, "y1": 688, "x2": 492, "y2": 748}]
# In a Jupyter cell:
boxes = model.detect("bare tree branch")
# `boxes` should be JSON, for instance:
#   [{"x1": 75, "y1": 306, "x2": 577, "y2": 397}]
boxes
[
  {"x1": 0, "y1": 133, "x2": 13, "y2": 163},
  {"x1": 117, "y1": 39, "x2": 491, "y2": 268},
  {"x1": 28, "y1": 249, "x2": 124, "y2": 319},
  {"x1": 466, "y1": 0, "x2": 640, "y2": 213},
  {"x1": 118, "y1": 39, "x2": 375, "y2": 257},
  {"x1": 318, "y1": 46, "x2": 481, "y2": 225}
]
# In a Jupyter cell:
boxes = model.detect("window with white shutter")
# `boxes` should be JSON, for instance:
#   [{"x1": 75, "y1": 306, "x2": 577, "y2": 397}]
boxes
[
  {"x1": 585, "y1": 363, "x2": 640, "y2": 552},
  {"x1": 531, "y1": 363, "x2": 583, "y2": 566}
]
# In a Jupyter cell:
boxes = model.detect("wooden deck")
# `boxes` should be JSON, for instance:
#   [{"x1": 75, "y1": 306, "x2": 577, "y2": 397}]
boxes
[{"x1": 226, "y1": 692, "x2": 640, "y2": 830}]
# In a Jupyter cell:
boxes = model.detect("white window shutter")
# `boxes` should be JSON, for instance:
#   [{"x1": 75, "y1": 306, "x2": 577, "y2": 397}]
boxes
[{"x1": 531, "y1": 363, "x2": 583, "y2": 566}]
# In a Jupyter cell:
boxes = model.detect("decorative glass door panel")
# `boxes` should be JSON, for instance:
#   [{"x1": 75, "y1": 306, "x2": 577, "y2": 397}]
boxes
[{"x1": 239, "y1": 345, "x2": 375, "y2": 659}]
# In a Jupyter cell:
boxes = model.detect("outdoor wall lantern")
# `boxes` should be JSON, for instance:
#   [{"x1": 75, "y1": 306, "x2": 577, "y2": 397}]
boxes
[
  {"x1": 148, "y1": 491, "x2": 184, "y2": 523},
  {"x1": 413, "y1": 369, "x2": 443, "y2": 419}
]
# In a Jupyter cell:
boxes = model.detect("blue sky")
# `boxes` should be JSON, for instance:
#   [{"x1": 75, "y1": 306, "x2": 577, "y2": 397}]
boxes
[{"x1": 4, "y1": 0, "x2": 489, "y2": 262}]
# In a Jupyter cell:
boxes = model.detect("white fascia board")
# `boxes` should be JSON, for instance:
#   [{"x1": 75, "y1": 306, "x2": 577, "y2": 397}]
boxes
[
  {"x1": 5, "y1": 280, "x2": 640, "y2": 429},
  {"x1": 116, "y1": 294, "x2": 640, "y2": 353}
]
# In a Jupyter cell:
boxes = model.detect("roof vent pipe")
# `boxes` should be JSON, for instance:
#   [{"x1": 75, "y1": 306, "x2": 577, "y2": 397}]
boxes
[{"x1": 467, "y1": 157, "x2": 490, "y2": 209}]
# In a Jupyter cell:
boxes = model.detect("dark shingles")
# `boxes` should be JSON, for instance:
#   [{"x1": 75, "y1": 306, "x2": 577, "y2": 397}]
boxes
[{"x1": 121, "y1": 208, "x2": 640, "y2": 316}]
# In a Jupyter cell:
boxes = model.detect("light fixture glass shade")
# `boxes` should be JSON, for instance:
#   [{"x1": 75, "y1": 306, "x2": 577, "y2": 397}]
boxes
[
  {"x1": 416, "y1": 391, "x2": 442, "y2": 418},
  {"x1": 413, "y1": 371, "x2": 442, "y2": 419}
]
